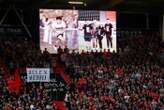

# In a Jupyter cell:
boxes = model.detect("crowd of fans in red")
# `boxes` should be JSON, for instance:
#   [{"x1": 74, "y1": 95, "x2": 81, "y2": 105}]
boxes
[
  {"x1": 62, "y1": 32, "x2": 164, "y2": 110},
  {"x1": 0, "y1": 37, "x2": 55, "y2": 110},
  {"x1": 0, "y1": 32, "x2": 163, "y2": 110}
]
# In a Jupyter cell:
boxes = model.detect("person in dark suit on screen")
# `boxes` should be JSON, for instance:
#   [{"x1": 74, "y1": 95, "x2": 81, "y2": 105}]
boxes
[
  {"x1": 95, "y1": 24, "x2": 105, "y2": 49},
  {"x1": 104, "y1": 19, "x2": 113, "y2": 48},
  {"x1": 83, "y1": 21, "x2": 93, "y2": 50}
]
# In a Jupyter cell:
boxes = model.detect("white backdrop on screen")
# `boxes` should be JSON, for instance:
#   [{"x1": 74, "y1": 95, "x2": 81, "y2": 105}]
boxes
[{"x1": 40, "y1": 9, "x2": 116, "y2": 53}]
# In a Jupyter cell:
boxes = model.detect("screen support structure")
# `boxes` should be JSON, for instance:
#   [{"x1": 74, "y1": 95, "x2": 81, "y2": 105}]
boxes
[
  {"x1": 162, "y1": 15, "x2": 164, "y2": 41},
  {"x1": 0, "y1": 6, "x2": 11, "y2": 25},
  {"x1": 0, "y1": 5, "x2": 32, "y2": 38}
]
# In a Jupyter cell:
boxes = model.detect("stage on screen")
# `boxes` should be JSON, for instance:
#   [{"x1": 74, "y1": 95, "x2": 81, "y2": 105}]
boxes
[{"x1": 40, "y1": 9, "x2": 117, "y2": 53}]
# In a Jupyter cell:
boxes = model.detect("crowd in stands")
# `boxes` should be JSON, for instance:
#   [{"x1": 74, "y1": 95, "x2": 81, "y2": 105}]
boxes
[
  {"x1": 0, "y1": 37, "x2": 52, "y2": 69},
  {"x1": 0, "y1": 32, "x2": 163, "y2": 110},
  {"x1": 62, "y1": 32, "x2": 164, "y2": 110},
  {"x1": 0, "y1": 37, "x2": 56, "y2": 110}
]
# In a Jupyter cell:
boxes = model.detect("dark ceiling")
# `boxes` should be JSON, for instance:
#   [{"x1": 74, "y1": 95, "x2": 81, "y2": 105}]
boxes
[{"x1": 0, "y1": 0, "x2": 164, "y2": 13}]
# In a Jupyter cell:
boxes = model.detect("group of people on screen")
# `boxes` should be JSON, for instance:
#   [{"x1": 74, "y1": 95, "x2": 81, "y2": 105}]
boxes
[
  {"x1": 82, "y1": 19, "x2": 113, "y2": 50},
  {"x1": 40, "y1": 16, "x2": 114, "y2": 51},
  {"x1": 40, "y1": 16, "x2": 67, "y2": 47}
]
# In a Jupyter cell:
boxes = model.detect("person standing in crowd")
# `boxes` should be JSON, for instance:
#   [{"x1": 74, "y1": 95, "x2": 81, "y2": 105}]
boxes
[
  {"x1": 96, "y1": 24, "x2": 105, "y2": 49},
  {"x1": 52, "y1": 17, "x2": 66, "y2": 48},
  {"x1": 64, "y1": 91, "x2": 71, "y2": 110},
  {"x1": 83, "y1": 21, "x2": 93, "y2": 51},
  {"x1": 104, "y1": 19, "x2": 113, "y2": 48}
]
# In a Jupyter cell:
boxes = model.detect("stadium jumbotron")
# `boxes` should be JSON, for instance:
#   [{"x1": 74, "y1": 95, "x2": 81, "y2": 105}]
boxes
[{"x1": 0, "y1": 0, "x2": 164, "y2": 109}]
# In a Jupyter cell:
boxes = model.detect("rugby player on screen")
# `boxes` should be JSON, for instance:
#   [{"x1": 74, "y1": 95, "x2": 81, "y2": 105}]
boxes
[
  {"x1": 52, "y1": 17, "x2": 66, "y2": 47},
  {"x1": 40, "y1": 16, "x2": 52, "y2": 44}
]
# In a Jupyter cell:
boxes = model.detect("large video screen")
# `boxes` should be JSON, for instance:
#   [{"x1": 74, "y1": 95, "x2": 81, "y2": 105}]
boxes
[{"x1": 40, "y1": 9, "x2": 116, "y2": 53}]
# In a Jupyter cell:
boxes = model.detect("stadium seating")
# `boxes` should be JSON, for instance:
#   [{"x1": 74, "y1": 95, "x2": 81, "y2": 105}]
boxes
[{"x1": 0, "y1": 33, "x2": 163, "y2": 109}]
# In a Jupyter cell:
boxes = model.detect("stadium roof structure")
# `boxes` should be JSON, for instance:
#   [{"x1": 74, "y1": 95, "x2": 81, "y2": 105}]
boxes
[{"x1": 0, "y1": 0, "x2": 163, "y2": 13}]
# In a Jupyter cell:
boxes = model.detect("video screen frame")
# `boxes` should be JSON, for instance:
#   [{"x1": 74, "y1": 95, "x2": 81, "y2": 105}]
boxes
[{"x1": 40, "y1": 9, "x2": 117, "y2": 53}]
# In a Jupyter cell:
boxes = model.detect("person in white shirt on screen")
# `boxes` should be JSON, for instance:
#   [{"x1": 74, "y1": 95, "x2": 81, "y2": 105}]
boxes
[
  {"x1": 52, "y1": 16, "x2": 66, "y2": 47},
  {"x1": 42, "y1": 17, "x2": 52, "y2": 44},
  {"x1": 66, "y1": 14, "x2": 78, "y2": 49}
]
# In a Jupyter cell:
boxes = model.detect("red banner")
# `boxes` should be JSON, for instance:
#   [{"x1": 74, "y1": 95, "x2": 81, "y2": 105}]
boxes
[{"x1": 5, "y1": 68, "x2": 21, "y2": 94}]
